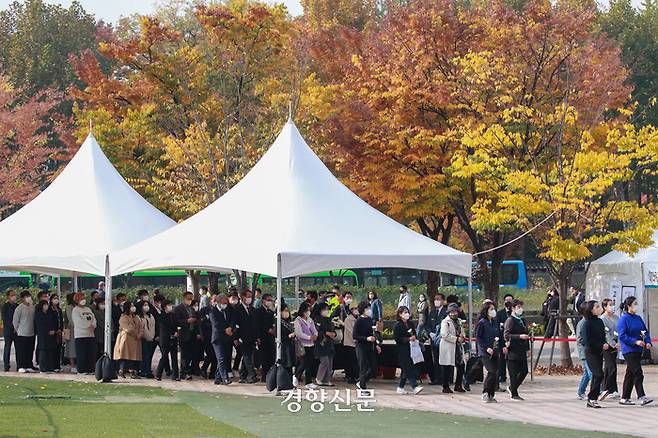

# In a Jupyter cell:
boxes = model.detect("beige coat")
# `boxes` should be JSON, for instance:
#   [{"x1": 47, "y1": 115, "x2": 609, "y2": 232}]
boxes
[
  {"x1": 113, "y1": 314, "x2": 142, "y2": 361},
  {"x1": 439, "y1": 316, "x2": 466, "y2": 366},
  {"x1": 343, "y1": 314, "x2": 356, "y2": 348}
]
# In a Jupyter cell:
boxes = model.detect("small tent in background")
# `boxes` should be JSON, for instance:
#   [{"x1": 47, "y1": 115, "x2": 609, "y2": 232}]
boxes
[
  {"x1": 112, "y1": 118, "x2": 473, "y2": 373},
  {"x1": 587, "y1": 231, "x2": 658, "y2": 361},
  {"x1": 0, "y1": 133, "x2": 176, "y2": 362}
]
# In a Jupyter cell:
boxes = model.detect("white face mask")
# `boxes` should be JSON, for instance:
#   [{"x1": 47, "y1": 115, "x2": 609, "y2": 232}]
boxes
[
  {"x1": 401, "y1": 312, "x2": 410, "y2": 321},
  {"x1": 321, "y1": 310, "x2": 329, "y2": 317},
  {"x1": 165, "y1": 305, "x2": 173, "y2": 313},
  {"x1": 193, "y1": 305, "x2": 199, "y2": 311},
  {"x1": 229, "y1": 299, "x2": 238, "y2": 305},
  {"x1": 364, "y1": 309, "x2": 372, "y2": 318},
  {"x1": 219, "y1": 303, "x2": 227, "y2": 310},
  {"x1": 25, "y1": 297, "x2": 32, "y2": 304},
  {"x1": 130, "y1": 306, "x2": 137, "y2": 313},
  {"x1": 282, "y1": 311, "x2": 290, "y2": 319},
  {"x1": 345, "y1": 298, "x2": 353, "y2": 305},
  {"x1": 488, "y1": 309, "x2": 497, "y2": 318},
  {"x1": 514, "y1": 308, "x2": 524, "y2": 317},
  {"x1": 79, "y1": 299, "x2": 86, "y2": 306},
  {"x1": 42, "y1": 305, "x2": 49, "y2": 313}
]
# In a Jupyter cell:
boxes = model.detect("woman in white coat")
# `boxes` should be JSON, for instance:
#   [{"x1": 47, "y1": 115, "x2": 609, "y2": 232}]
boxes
[{"x1": 439, "y1": 303, "x2": 466, "y2": 393}]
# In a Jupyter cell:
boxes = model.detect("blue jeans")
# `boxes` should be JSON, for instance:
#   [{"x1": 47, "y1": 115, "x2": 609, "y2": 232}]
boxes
[{"x1": 578, "y1": 359, "x2": 592, "y2": 396}]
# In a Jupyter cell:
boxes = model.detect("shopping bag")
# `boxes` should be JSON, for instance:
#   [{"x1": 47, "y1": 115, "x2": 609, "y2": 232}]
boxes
[{"x1": 410, "y1": 340, "x2": 424, "y2": 364}]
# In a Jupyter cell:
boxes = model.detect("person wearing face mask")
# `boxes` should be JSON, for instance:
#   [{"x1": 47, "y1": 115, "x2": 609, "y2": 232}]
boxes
[
  {"x1": 150, "y1": 294, "x2": 170, "y2": 377},
  {"x1": 227, "y1": 290, "x2": 241, "y2": 376},
  {"x1": 330, "y1": 292, "x2": 353, "y2": 321},
  {"x1": 476, "y1": 302, "x2": 500, "y2": 402},
  {"x1": 580, "y1": 300, "x2": 608, "y2": 408},
  {"x1": 278, "y1": 303, "x2": 296, "y2": 388},
  {"x1": 35, "y1": 300, "x2": 58, "y2": 373},
  {"x1": 174, "y1": 291, "x2": 199, "y2": 380},
  {"x1": 314, "y1": 302, "x2": 337, "y2": 386},
  {"x1": 353, "y1": 301, "x2": 381, "y2": 390},
  {"x1": 416, "y1": 294, "x2": 429, "y2": 340},
  {"x1": 156, "y1": 300, "x2": 180, "y2": 381},
  {"x1": 599, "y1": 298, "x2": 620, "y2": 401},
  {"x1": 368, "y1": 291, "x2": 383, "y2": 332},
  {"x1": 199, "y1": 294, "x2": 218, "y2": 380},
  {"x1": 138, "y1": 300, "x2": 156, "y2": 378},
  {"x1": 439, "y1": 303, "x2": 466, "y2": 393},
  {"x1": 575, "y1": 303, "x2": 592, "y2": 400},
  {"x1": 233, "y1": 290, "x2": 259, "y2": 383},
  {"x1": 255, "y1": 293, "x2": 276, "y2": 382},
  {"x1": 62, "y1": 293, "x2": 77, "y2": 373},
  {"x1": 428, "y1": 293, "x2": 448, "y2": 386},
  {"x1": 617, "y1": 296, "x2": 653, "y2": 406},
  {"x1": 496, "y1": 293, "x2": 515, "y2": 385},
  {"x1": 71, "y1": 292, "x2": 96, "y2": 375},
  {"x1": 397, "y1": 285, "x2": 411, "y2": 310},
  {"x1": 394, "y1": 306, "x2": 424, "y2": 395},
  {"x1": 114, "y1": 300, "x2": 143, "y2": 378},
  {"x1": 13, "y1": 291, "x2": 36, "y2": 373},
  {"x1": 294, "y1": 302, "x2": 319, "y2": 388},
  {"x1": 209, "y1": 295, "x2": 233, "y2": 385},
  {"x1": 342, "y1": 305, "x2": 359, "y2": 384},
  {"x1": 503, "y1": 299, "x2": 529, "y2": 401},
  {"x1": 92, "y1": 298, "x2": 106, "y2": 362},
  {"x1": 49, "y1": 293, "x2": 63, "y2": 371},
  {"x1": 2, "y1": 289, "x2": 19, "y2": 372}
]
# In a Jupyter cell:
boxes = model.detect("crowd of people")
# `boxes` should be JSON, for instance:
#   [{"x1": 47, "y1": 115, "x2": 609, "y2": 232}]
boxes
[{"x1": 1, "y1": 283, "x2": 653, "y2": 407}]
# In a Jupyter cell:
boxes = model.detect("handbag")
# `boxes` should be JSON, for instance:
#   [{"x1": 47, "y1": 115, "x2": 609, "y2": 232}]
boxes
[{"x1": 410, "y1": 340, "x2": 424, "y2": 364}]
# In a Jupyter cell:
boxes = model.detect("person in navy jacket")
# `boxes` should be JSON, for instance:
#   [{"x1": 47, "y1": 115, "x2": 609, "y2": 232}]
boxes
[
  {"x1": 209, "y1": 294, "x2": 233, "y2": 385},
  {"x1": 476, "y1": 302, "x2": 500, "y2": 403},
  {"x1": 617, "y1": 296, "x2": 653, "y2": 406}
]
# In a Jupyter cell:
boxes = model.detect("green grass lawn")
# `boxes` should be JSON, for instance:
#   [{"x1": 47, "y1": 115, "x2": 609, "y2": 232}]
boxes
[{"x1": 0, "y1": 377, "x2": 628, "y2": 438}]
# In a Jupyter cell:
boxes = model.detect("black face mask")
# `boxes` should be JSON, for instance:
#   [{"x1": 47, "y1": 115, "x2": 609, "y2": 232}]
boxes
[{"x1": 505, "y1": 302, "x2": 513, "y2": 309}]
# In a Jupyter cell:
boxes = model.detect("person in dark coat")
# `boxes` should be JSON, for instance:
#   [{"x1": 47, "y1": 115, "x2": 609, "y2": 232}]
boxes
[
  {"x1": 503, "y1": 299, "x2": 530, "y2": 401},
  {"x1": 151, "y1": 294, "x2": 170, "y2": 376},
  {"x1": 280, "y1": 303, "x2": 296, "y2": 379},
  {"x1": 233, "y1": 290, "x2": 258, "y2": 383},
  {"x1": 199, "y1": 297, "x2": 217, "y2": 379},
  {"x1": 496, "y1": 293, "x2": 514, "y2": 384},
  {"x1": 156, "y1": 300, "x2": 179, "y2": 381},
  {"x1": 476, "y1": 302, "x2": 500, "y2": 403},
  {"x1": 353, "y1": 301, "x2": 381, "y2": 390},
  {"x1": 428, "y1": 293, "x2": 448, "y2": 385},
  {"x1": 173, "y1": 292, "x2": 198, "y2": 380},
  {"x1": 394, "y1": 306, "x2": 423, "y2": 395},
  {"x1": 2, "y1": 290, "x2": 19, "y2": 372},
  {"x1": 35, "y1": 300, "x2": 59, "y2": 372},
  {"x1": 314, "y1": 302, "x2": 336, "y2": 386},
  {"x1": 255, "y1": 293, "x2": 276, "y2": 382},
  {"x1": 49, "y1": 293, "x2": 63, "y2": 371},
  {"x1": 209, "y1": 294, "x2": 233, "y2": 385},
  {"x1": 581, "y1": 300, "x2": 608, "y2": 408},
  {"x1": 541, "y1": 288, "x2": 560, "y2": 337}
]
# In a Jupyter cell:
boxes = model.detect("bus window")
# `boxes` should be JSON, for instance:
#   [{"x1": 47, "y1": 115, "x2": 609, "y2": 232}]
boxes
[{"x1": 500, "y1": 263, "x2": 520, "y2": 286}]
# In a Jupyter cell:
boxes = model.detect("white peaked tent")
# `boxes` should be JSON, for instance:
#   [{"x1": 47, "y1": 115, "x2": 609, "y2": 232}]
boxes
[
  {"x1": 0, "y1": 133, "x2": 176, "y2": 355},
  {"x1": 587, "y1": 231, "x2": 658, "y2": 361},
  {"x1": 112, "y1": 119, "x2": 473, "y2": 361}
]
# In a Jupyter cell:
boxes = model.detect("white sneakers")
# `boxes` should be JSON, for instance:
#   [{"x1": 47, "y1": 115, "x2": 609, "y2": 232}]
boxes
[
  {"x1": 306, "y1": 383, "x2": 318, "y2": 389},
  {"x1": 292, "y1": 375, "x2": 298, "y2": 387},
  {"x1": 413, "y1": 386, "x2": 424, "y2": 395},
  {"x1": 396, "y1": 386, "x2": 423, "y2": 395},
  {"x1": 18, "y1": 368, "x2": 36, "y2": 373},
  {"x1": 396, "y1": 387, "x2": 408, "y2": 395}
]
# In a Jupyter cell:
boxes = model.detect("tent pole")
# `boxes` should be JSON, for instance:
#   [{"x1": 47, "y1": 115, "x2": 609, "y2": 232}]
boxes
[
  {"x1": 276, "y1": 255, "x2": 283, "y2": 363},
  {"x1": 103, "y1": 255, "x2": 113, "y2": 356},
  {"x1": 294, "y1": 276, "x2": 300, "y2": 312},
  {"x1": 57, "y1": 274, "x2": 61, "y2": 298},
  {"x1": 467, "y1": 277, "x2": 473, "y2": 349},
  {"x1": 73, "y1": 273, "x2": 78, "y2": 293}
]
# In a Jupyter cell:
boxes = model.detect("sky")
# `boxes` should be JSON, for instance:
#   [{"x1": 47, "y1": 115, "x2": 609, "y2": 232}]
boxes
[
  {"x1": 0, "y1": 0, "x2": 303, "y2": 22},
  {"x1": 0, "y1": 0, "x2": 646, "y2": 24}
]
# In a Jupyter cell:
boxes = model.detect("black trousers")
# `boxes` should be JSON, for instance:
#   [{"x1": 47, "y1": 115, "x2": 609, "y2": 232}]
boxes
[
  {"x1": 239, "y1": 344, "x2": 256, "y2": 382},
  {"x1": 3, "y1": 328, "x2": 15, "y2": 371},
  {"x1": 295, "y1": 346, "x2": 317, "y2": 384},
  {"x1": 442, "y1": 364, "x2": 464, "y2": 390},
  {"x1": 15, "y1": 335, "x2": 35, "y2": 369},
  {"x1": 260, "y1": 339, "x2": 275, "y2": 382},
  {"x1": 603, "y1": 349, "x2": 618, "y2": 393},
  {"x1": 356, "y1": 344, "x2": 376, "y2": 389},
  {"x1": 622, "y1": 351, "x2": 645, "y2": 399},
  {"x1": 158, "y1": 344, "x2": 171, "y2": 374},
  {"x1": 75, "y1": 337, "x2": 96, "y2": 374},
  {"x1": 157, "y1": 342, "x2": 179, "y2": 379},
  {"x1": 232, "y1": 344, "x2": 242, "y2": 370},
  {"x1": 201, "y1": 341, "x2": 217, "y2": 377},
  {"x1": 343, "y1": 346, "x2": 358, "y2": 381},
  {"x1": 212, "y1": 342, "x2": 229, "y2": 383},
  {"x1": 482, "y1": 353, "x2": 499, "y2": 397},
  {"x1": 430, "y1": 343, "x2": 444, "y2": 384},
  {"x1": 507, "y1": 358, "x2": 528, "y2": 397},
  {"x1": 180, "y1": 340, "x2": 195, "y2": 376},
  {"x1": 497, "y1": 352, "x2": 507, "y2": 382},
  {"x1": 585, "y1": 350, "x2": 604, "y2": 401}
]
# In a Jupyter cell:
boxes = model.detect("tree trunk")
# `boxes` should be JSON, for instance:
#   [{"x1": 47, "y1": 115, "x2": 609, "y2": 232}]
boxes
[
  {"x1": 557, "y1": 268, "x2": 574, "y2": 367},
  {"x1": 207, "y1": 272, "x2": 220, "y2": 294},
  {"x1": 187, "y1": 270, "x2": 201, "y2": 299},
  {"x1": 250, "y1": 273, "x2": 261, "y2": 291},
  {"x1": 233, "y1": 269, "x2": 248, "y2": 292},
  {"x1": 426, "y1": 271, "x2": 439, "y2": 300}
]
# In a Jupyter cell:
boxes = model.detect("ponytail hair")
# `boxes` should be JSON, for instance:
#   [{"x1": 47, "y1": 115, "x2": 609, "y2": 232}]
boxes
[{"x1": 620, "y1": 296, "x2": 636, "y2": 313}]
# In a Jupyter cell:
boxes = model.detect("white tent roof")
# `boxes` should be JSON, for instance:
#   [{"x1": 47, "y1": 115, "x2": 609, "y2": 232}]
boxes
[
  {"x1": 590, "y1": 231, "x2": 658, "y2": 266},
  {"x1": 111, "y1": 119, "x2": 472, "y2": 278},
  {"x1": 0, "y1": 133, "x2": 176, "y2": 276}
]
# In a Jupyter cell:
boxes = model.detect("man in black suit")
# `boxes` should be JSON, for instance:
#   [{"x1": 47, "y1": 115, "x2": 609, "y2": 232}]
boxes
[
  {"x1": 156, "y1": 300, "x2": 179, "y2": 381},
  {"x1": 233, "y1": 290, "x2": 259, "y2": 383},
  {"x1": 209, "y1": 294, "x2": 233, "y2": 385},
  {"x1": 255, "y1": 293, "x2": 276, "y2": 382},
  {"x1": 174, "y1": 291, "x2": 198, "y2": 380},
  {"x1": 151, "y1": 294, "x2": 171, "y2": 376},
  {"x1": 496, "y1": 293, "x2": 514, "y2": 385}
]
